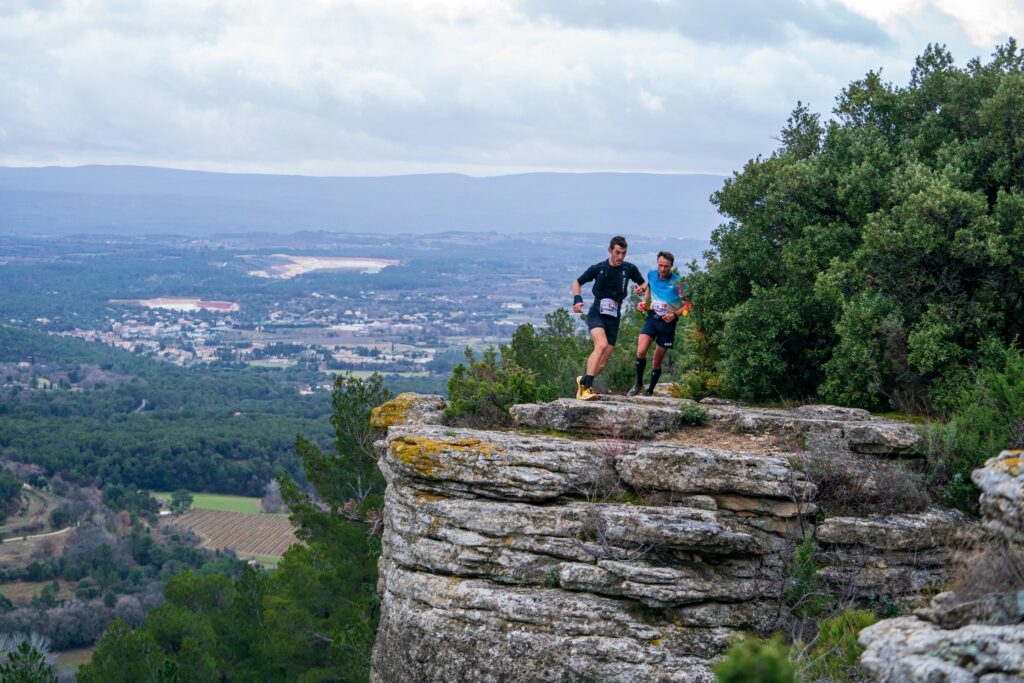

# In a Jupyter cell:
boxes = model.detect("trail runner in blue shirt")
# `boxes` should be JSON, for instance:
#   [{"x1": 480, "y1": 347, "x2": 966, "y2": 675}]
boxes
[{"x1": 629, "y1": 251, "x2": 686, "y2": 396}]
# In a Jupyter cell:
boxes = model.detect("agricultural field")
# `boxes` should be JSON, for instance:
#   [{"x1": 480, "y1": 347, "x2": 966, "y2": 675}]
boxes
[
  {"x1": 169, "y1": 509, "x2": 297, "y2": 564},
  {"x1": 56, "y1": 646, "x2": 95, "y2": 677},
  {"x1": 0, "y1": 579, "x2": 74, "y2": 606},
  {"x1": 154, "y1": 492, "x2": 263, "y2": 514},
  {"x1": 0, "y1": 487, "x2": 64, "y2": 537},
  {"x1": 0, "y1": 529, "x2": 73, "y2": 568}
]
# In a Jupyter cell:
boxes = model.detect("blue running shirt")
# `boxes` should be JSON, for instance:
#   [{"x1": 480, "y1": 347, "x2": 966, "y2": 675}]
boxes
[{"x1": 647, "y1": 269, "x2": 685, "y2": 317}]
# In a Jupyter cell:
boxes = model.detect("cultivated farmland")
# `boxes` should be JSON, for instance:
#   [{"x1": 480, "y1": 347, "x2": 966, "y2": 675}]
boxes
[{"x1": 170, "y1": 509, "x2": 297, "y2": 562}]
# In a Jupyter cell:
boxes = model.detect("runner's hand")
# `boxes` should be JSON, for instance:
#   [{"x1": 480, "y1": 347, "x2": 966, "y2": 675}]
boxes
[
  {"x1": 634, "y1": 284, "x2": 646, "y2": 296},
  {"x1": 662, "y1": 312, "x2": 676, "y2": 323},
  {"x1": 572, "y1": 302, "x2": 583, "y2": 314}
]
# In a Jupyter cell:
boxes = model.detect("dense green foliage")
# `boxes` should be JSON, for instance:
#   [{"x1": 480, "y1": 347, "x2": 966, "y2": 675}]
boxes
[
  {"x1": 714, "y1": 635, "x2": 796, "y2": 683},
  {"x1": 0, "y1": 641, "x2": 58, "y2": 683},
  {"x1": 0, "y1": 468, "x2": 22, "y2": 512},
  {"x1": 691, "y1": 42, "x2": 1024, "y2": 413},
  {"x1": 504, "y1": 309, "x2": 590, "y2": 401},
  {"x1": 80, "y1": 373, "x2": 390, "y2": 682},
  {"x1": 445, "y1": 348, "x2": 538, "y2": 425},
  {"x1": 925, "y1": 344, "x2": 1024, "y2": 510},
  {"x1": 0, "y1": 326, "x2": 330, "y2": 495}
]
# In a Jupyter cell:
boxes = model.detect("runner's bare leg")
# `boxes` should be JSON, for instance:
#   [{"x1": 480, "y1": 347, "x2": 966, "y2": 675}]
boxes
[
  {"x1": 587, "y1": 328, "x2": 610, "y2": 376},
  {"x1": 636, "y1": 334, "x2": 653, "y2": 359}
]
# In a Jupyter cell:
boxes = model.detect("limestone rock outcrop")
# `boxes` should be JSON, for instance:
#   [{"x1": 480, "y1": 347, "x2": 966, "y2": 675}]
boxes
[
  {"x1": 973, "y1": 450, "x2": 1024, "y2": 547},
  {"x1": 370, "y1": 392, "x2": 446, "y2": 428},
  {"x1": 859, "y1": 451, "x2": 1024, "y2": 683},
  {"x1": 815, "y1": 508, "x2": 969, "y2": 599},
  {"x1": 369, "y1": 395, "x2": 971, "y2": 682},
  {"x1": 509, "y1": 395, "x2": 922, "y2": 456}
]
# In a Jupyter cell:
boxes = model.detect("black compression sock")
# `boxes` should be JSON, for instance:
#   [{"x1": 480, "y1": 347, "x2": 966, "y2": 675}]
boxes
[
  {"x1": 647, "y1": 368, "x2": 662, "y2": 393},
  {"x1": 582, "y1": 374, "x2": 594, "y2": 389},
  {"x1": 634, "y1": 357, "x2": 646, "y2": 386}
]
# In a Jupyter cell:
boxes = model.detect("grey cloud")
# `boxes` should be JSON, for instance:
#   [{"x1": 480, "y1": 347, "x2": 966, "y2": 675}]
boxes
[{"x1": 517, "y1": 0, "x2": 892, "y2": 47}]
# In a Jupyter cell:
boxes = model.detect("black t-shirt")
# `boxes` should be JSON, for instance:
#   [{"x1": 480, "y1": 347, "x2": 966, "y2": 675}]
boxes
[{"x1": 577, "y1": 260, "x2": 645, "y2": 309}]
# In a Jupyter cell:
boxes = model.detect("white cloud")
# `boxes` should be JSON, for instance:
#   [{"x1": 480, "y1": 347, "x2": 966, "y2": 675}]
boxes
[{"x1": 0, "y1": 0, "x2": 1015, "y2": 176}]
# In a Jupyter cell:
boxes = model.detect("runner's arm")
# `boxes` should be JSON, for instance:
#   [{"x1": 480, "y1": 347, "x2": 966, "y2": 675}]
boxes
[
  {"x1": 572, "y1": 279, "x2": 584, "y2": 313},
  {"x1": 630, "y1": 264, "x2": 647, "y2": 296}
]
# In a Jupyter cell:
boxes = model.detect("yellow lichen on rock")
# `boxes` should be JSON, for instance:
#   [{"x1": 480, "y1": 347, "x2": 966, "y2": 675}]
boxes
[
  {"x1": 371, "y1": 393, "x2": 421, "y2": 428},
  {"x1": 390, "y1": 435, "x2": 504, "y2": 478},
  {"x1": 996, "y1": 455, "x2": 1021, "y2": 476}
]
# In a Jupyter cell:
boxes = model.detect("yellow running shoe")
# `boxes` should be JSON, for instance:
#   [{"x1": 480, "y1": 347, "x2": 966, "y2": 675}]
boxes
[
  {"x1": 576, "y1": 375, "x2": 584, "y2": 400},
  {"x1": 580, "y1": 386, "x2": 599, "y2": 401}
]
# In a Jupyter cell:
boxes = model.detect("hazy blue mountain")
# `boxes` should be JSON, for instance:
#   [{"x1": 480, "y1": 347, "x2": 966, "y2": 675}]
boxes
[{"x1": 0, "y1": 165, "x2": 725, "y2": 238}]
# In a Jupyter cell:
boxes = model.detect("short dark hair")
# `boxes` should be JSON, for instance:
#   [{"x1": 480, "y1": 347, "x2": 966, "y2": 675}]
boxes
[
  {"x1": 609, "y1": 235, "x2": 628, "y2": 250},
  {"x1": 657, "y1": 250, "x2": 675, "y2": 265}
]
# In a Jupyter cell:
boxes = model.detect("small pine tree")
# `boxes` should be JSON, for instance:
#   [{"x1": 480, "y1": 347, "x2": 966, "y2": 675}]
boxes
[
  {"x1": 0, "y1": 641, "x2": 58, "y2": 683},
  {"x1": 714, "y1": 635, "x2": 796, "y2": 683}
]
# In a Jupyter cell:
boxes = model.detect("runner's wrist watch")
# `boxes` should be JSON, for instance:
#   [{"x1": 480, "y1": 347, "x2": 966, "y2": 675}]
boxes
[{"x1": 573, "y1": 295, "x2": 584, "y2": 306}]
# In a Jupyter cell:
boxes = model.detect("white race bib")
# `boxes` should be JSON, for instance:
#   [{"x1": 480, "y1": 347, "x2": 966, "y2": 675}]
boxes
[
  {"x1": 599, "y1": 298, "x2": 619, "y2": 316},
  {"x1": 652, "y1": 301, "x2": 670, "y2": 316}
]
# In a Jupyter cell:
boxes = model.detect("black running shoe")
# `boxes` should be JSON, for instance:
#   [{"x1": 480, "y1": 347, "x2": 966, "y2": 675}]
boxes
[{"x1": 627, "y1": 383, "x2": 643, "y2": 397}]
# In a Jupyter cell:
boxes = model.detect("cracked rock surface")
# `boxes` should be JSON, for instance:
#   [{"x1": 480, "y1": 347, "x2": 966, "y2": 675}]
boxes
[
  {"x1": 859, "y1": 451, "x2": 1024, "y2": 682},
  {"x1": 368, "y1": 395, "x2": 972, "y2": 682}
]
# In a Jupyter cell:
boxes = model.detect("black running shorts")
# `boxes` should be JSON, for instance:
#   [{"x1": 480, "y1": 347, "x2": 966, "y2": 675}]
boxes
[
  {"x1": 586, "y1": 306, "x2": 621, "y2": 346},
  {"x1": 640, "y1": 313, "x2": 678, "y2": 349}
]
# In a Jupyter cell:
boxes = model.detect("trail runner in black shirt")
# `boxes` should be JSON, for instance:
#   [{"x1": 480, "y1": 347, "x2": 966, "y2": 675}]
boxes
[{"x1": 571, "y1": 235, "x2": 646, "y2": 401}]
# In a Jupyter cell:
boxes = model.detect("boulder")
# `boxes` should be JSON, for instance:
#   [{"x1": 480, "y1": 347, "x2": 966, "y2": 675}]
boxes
[
  {"x1": 371, "y1": 393, "x2": 447, "y2": 428},
  {"x1": 815, "y1": 508, "x2": 971, "y2": 599},
  {"x1": 707, "y1": 403, "x2": 921, "y2": 457},
  {"x1": 510, "y1": 397, "x2": 687, "y2": 437},
  {"x1": 859, "y1": 616, "x2": 1024, "y2": 683},
  {"x1": 973, "y1": 450, "x2": 1024, "y2": 548}
]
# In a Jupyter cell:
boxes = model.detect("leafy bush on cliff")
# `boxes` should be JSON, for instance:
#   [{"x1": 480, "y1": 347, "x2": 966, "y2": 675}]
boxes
[
  {"x1": 446, "y1": 347, "x2": 538, "y2": 426},
  {"x1": 714, "y1": 635, "x2": 796, "y2": 683},
  {"x1": 925, "y1": 344, "x2": 1024, "y2": 511},
  {"x1": 691, "y1": 41, "x2": 1024, "y2": 414},
  {"x1": 503, "y1": 308, "x2": 590, "y2": 401}
]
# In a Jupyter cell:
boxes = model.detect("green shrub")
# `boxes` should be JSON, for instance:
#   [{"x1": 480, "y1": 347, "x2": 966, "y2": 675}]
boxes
[
  {"x1": 676, "y1": 368, "x2": 722, "y2": 400},
  {"x1": 680, "y1": 402, "x2": 710, "y2": 426},
  {"x1": 446, "y1": 347, "x2": 538, "y2": 426},
  {"x1": 926, "y1": 345, "x2": 1024, "y2": 512},
  {"x1": 804, "y1": 608, "x2": 876, "y2": 682},
  {"x1": 503, "y1": 309, "x2": 590, "y2": 401},
  {"x1": 714, "y1": 635, "x2": 796, "y2": 683},
  {"x1": 784, "y1": 537, "x2": 831, "y2": 619}
]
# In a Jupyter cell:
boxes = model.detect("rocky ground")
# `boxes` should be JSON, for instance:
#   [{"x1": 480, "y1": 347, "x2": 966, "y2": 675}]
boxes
[
  {"x1": 859, "y1": 450, "x2": 1024, "y2": 683},
  {"x1": 367, "y1": 392, "x2": 993, "y2": 683}
]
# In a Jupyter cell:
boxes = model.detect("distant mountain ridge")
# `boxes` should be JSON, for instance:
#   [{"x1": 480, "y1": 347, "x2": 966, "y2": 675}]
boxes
[{"x1": 0, "y1": 165, "x2": 724, "y2": 238}]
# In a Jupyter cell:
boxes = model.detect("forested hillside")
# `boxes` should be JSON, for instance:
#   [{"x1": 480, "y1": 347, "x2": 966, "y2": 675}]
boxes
[{"x1": 0, "y1": 326, "x2": 331, "y2": 494}]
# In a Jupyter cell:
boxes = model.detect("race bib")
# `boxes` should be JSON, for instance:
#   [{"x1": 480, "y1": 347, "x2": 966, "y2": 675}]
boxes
[
  {"x1": 652, "y1": 301, "x2": 670, "y2": 316},
  {"x1": 599, "y1": 298, "x2": 619, "y2": 316}
]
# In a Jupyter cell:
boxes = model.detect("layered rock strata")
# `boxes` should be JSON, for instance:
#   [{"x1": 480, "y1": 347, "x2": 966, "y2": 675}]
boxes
[
  {"x1": 859, "y1": 450, "x2": 1024, "y2": 682},
  {"x1": 815, "y1": 508, "x2": 969, "y2": 599},
  {"x1": 372, "y1": 408, "x2": 815, "y2": 681},
  {"x1": 370, "y1": 394, "x2": 971, "y2": 682}
]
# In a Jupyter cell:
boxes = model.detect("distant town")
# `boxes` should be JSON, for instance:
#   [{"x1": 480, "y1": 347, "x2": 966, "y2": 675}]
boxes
[{"x1": 3, "y1": 231, "x2": 707, "y2": 393}]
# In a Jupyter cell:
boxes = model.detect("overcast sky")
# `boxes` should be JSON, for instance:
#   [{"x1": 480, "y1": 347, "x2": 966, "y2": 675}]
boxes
[{"x1": 1, "y1": 0, "x2": 1021, "y2": 177}]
